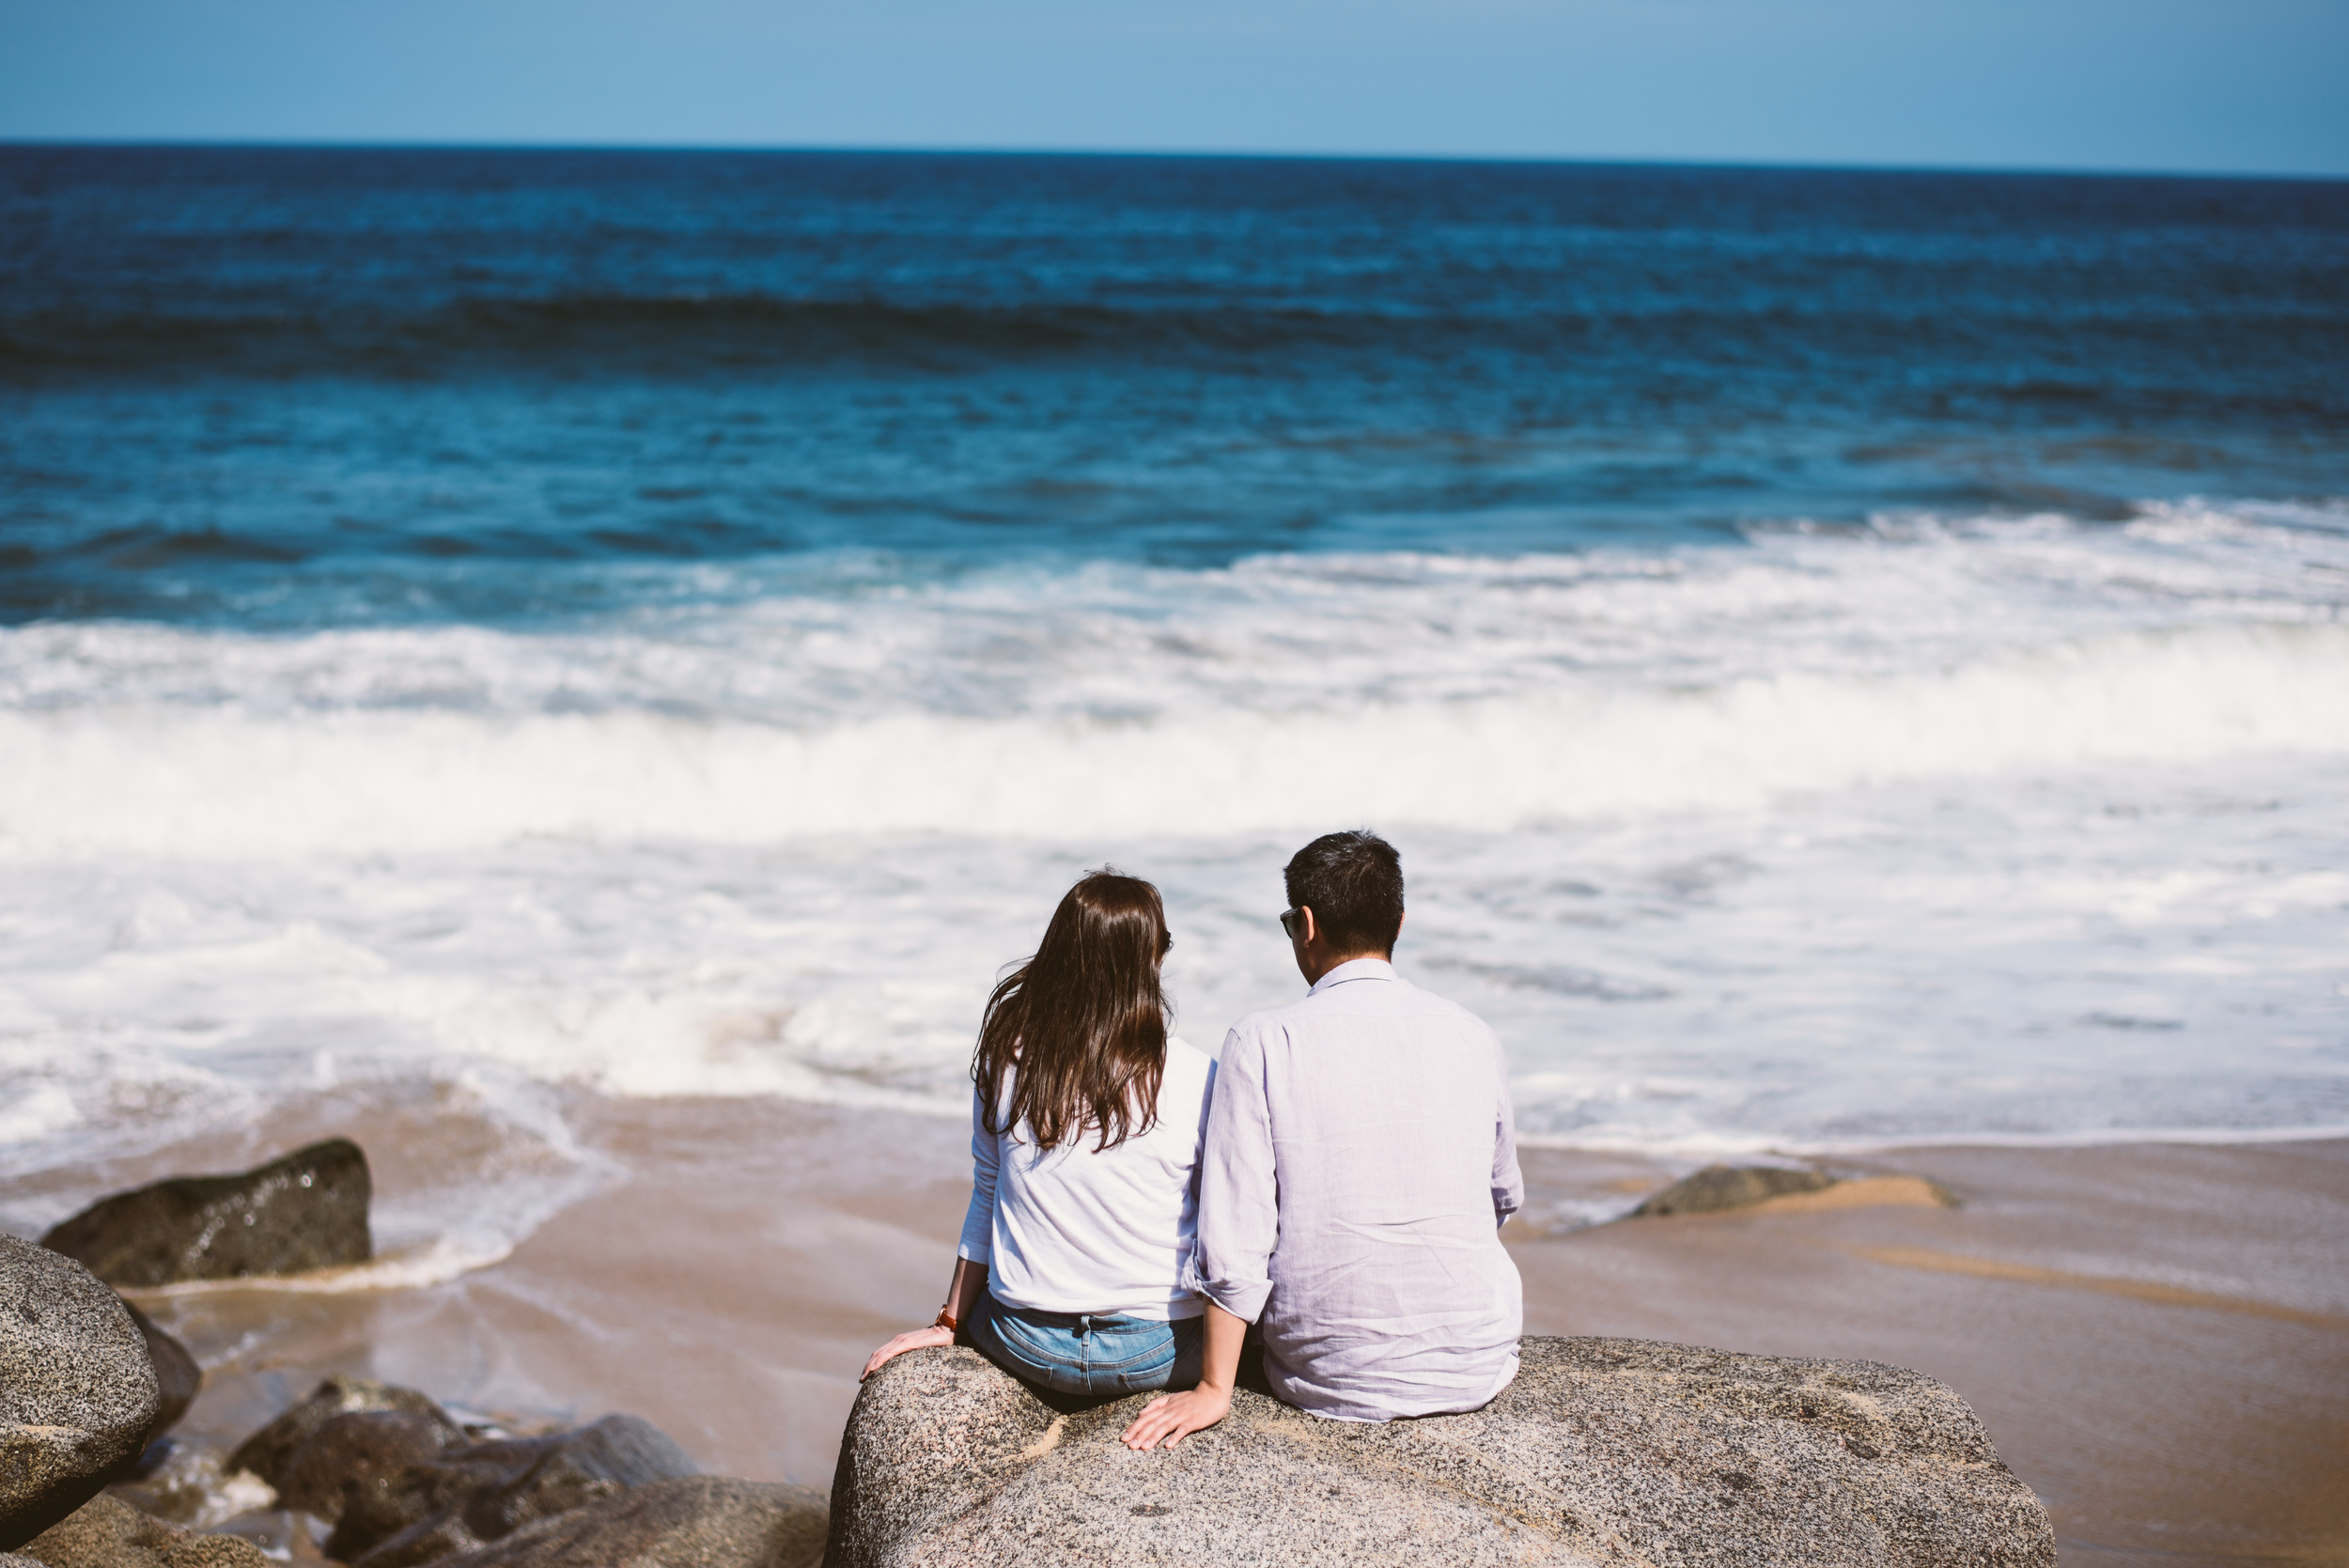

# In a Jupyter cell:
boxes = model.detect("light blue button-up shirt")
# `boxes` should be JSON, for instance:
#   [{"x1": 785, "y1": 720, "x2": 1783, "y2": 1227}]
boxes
[{"x1": 1189, "y1": 957, "x2": 1525, "y2": 1421}]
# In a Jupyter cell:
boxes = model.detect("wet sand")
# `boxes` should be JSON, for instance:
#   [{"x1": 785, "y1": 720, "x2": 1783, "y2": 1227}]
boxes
[
  {"x1": 1516, "y1": 1140, "x2": 2349, "y2": 1565},
  {"x1": 17, "y1": 1101, "x2": 2347, "y2": 1567}
]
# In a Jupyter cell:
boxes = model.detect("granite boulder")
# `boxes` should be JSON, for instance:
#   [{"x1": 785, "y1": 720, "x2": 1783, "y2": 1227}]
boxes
[
  {"x1": 825, "y1": 1335, "x2": 2057, "y2": 1567},
  {"x1": 0, "y1": 1235, "x2": 162, "y2": 1551}
]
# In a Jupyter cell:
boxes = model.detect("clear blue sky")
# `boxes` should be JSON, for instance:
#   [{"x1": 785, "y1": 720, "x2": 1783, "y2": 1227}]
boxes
[{"x1": 3, "y1": 0, "x2": 2344, "y2": 176}]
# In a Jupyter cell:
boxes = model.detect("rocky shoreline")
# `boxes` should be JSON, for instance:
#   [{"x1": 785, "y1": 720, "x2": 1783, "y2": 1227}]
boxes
[
  {"x1": 5, "y1": 1141, "x2": 831, "y2": 1568},
  {"x1": 3, "y1": 1235, "x2": 828, "y2": 1568},
  {"x1": 6, "y1": 1140, "x2": 2057, "y2": 1566}
]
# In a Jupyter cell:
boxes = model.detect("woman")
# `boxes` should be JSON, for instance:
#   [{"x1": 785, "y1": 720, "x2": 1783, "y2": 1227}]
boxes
[{"x1": 862, "y1": 870, "x2": 1216, "y2": 1399}]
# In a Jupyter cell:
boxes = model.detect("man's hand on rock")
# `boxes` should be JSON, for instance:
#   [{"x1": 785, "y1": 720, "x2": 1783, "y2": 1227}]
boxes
[
  {"x1": 1120, "y1": 1382, "x2": 1233, "y2": 1450},
  {"x1": 862, "y1": 1325, "x2": 954, "y2": 1381}
]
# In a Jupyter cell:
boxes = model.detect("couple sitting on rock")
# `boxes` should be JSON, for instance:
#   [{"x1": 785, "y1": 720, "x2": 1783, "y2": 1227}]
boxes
[{"x1": 862, "y1": 829, "x2": 1524, "y2": 1447}]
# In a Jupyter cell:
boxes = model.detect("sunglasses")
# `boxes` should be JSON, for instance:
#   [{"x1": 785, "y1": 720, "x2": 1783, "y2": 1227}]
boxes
[{"x1": 1279, "y1": 908, "x2": 1303, "y2": 940}]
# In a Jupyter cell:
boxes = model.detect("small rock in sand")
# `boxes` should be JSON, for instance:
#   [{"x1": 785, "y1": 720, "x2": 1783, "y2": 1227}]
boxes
[
  {"x1": 40, "y1": 1141, "x2": 373, "y2": 1288},
  {"x1": 1631, "y1": 1163, "x2": 1839, "y2": 1216},
  {"x1": 0, "y1": 1234, "x2": 162, "y2": 1551},
  {"x1": 1632, "y1": 1164, "x2": 1962, "y2": 1217}
]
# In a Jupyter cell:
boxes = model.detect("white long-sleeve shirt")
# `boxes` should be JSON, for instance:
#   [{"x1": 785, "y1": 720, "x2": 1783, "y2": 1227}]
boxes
[
  {"x1": 1189, "y1": 958, "x2": 1524, "y2": 1421},
  {"x1": 957, "y1": 1037, "x2": 1216, "y2": 1321}
]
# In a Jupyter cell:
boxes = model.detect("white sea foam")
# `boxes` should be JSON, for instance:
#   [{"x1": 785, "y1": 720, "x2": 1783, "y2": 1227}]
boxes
[
  {"x1": 1, "y1": 619, "x2": 2345, "y2": 858},
  {"x1": 2, "y1": 504, "x2": 2344, "y2": 1269},
  {"x1": 5, "y1": 504, "x2": 2346, "y2": 863}
]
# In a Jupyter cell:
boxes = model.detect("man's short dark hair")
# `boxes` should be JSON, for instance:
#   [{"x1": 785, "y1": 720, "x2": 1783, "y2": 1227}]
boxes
[{"x1": 1283, "y1": 830, "x2": 1405, "y2": 956}]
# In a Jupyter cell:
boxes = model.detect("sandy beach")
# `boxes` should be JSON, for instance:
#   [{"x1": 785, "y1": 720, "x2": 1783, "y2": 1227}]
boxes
[{"x1": 18, "y1": 1098, "x2": 2335, "y2": 1567}]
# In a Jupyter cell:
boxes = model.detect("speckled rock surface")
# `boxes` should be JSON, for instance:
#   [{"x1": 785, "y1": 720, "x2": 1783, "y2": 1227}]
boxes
[
  {"x1": 825, "y1": 1336, "x2": 2057, "y2": 1567},
  {"x1": 0, "y1": 1235, "x2": 162, "y2": 1551},
  {"x1": 429, "y1": 1476, "x2": 827, "y2": 1568},
  {"x1": 18, "y1": 1493, "x2": 267, "y2": 1568},
  {"x1": 39, "y1": 1140, "x2": 371, "y2": 1288}
]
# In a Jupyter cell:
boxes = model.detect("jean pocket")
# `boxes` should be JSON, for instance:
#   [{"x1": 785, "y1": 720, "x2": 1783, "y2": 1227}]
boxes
[
  {"x1": 1112, "y1": 1358, "x2": 1179, "y2": 1393},
  {"x1": 983, "y1": 1310, "x2": 1084, "y2": 1376},
  {"x1": 1100, "y1": 1337, "x2": 1174, "y2": 1372},
  {"x1": 1097, "y1": 1329, "x2": 1179, "y2": 1391},
  {"x1": 1113, "y1": 1317, "x2": 1204, "y2": 1390}
]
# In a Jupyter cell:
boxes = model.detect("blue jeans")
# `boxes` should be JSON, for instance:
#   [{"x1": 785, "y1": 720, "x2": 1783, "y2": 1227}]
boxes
[{"x1": 968, "y1": 1293, "x2": 1203, "y2": 1398}]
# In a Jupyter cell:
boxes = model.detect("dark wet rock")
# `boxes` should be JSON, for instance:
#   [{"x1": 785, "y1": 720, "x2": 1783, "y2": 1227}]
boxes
[
  {"x1": 1630, "y1": 1163, "x2": 1839, "y2": 1216},
  {"x1": 279, "y1": 1411, "x2": 465, "y2": 1525},
  {"x1": 429, "y1": 1476, "x2": 826, "y2": 1568},
  {"x1": 336, "y1": 1414, "x2": 699, "y2": 1567},
  {"x1": 225, "y1": 1375, "x2": 461, "y2": 1498},
  {"x1": 824, "y1": 1335, "x2": 2057, "y2": 1567},
  {"x1": 39, "y1": 1141, "x2": 372, "y2": 1288},
  {"x1": 0, "y1": 1235, "x2": 162, "y2": 1551},
  {"x1": 119, "y1": 1305, "x2": 201, "y2": 1460},
  {"x1": 18, "y1": 1492, "x2": 267, "y2": 1568}
]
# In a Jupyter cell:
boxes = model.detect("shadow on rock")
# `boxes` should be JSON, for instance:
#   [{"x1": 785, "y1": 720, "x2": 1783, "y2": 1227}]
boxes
[{"x1": 117, "y1": 1305, "x2": 202, "y2": 1477}]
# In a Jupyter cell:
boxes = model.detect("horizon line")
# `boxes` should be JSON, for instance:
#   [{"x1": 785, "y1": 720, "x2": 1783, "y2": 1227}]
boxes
[{"x1": 4, "y1": 136, "x2": 2344, "y2": 187}]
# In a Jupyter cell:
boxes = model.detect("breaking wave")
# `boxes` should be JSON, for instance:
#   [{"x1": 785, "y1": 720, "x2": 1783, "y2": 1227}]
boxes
[{"x1": 2, "y1": 619, "x2": 2344, "y2": 859}]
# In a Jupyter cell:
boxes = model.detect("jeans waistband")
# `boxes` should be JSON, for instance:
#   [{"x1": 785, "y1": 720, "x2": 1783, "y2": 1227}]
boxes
[{"x1": 988, "y1": 1299, "x2": 1163, "y2": 1332}]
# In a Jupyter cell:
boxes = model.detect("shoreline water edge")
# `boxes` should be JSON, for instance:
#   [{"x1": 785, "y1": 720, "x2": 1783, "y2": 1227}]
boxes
[{"x1": 5, "y1": 1107, "x2": 2344, "y2": 1562}]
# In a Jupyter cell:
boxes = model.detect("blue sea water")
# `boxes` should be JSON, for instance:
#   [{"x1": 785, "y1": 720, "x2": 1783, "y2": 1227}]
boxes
[
  {"x1": 7, "y1": 147, "x2": 2347, "y2": 623},
  {"x1": 3, "y1": 147, "x2": 2347, "y2": 1260}
]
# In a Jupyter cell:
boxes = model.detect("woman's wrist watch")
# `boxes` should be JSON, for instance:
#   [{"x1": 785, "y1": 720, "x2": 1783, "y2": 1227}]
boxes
[{"x1": 932, "y1": 1306, "x2": 960, "y2": 1333}]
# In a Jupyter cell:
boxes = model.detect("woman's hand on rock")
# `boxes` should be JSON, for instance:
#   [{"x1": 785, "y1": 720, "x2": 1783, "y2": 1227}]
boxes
[
  {"x1": 1120, "y1": 1382, "x2": 1233, "y2": 1451},
  {"x1": 862, "y1": 1325, "x2": 955, "y2": 1381}
]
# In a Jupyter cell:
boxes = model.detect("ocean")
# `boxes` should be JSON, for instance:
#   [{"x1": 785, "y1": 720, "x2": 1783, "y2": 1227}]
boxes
[{"x1": 3, "y1": 147, "x2": 2346, "y2": 1269}]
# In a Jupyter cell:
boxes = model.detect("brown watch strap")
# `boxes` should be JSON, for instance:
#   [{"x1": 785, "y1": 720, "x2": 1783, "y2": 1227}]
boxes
[{"x1": 932, "y1": 1307, "x2": 960, "y2": 1333}]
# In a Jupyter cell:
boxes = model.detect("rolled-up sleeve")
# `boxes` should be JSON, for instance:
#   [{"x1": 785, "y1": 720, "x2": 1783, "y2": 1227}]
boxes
[
  {"x1": 957, "y1": 1088, "x2": 999, "y2": 1265},
  {"x1": 1491, "y1": 1036, "x2": 1524, "y2": 1227},
  {"x1": 1192, "y1": 1026, "x2": 1280, "y2": 1323}
]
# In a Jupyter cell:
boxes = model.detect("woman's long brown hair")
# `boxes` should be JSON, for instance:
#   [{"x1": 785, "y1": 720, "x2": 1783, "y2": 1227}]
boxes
[{"x1": 974, "y1": 870, "x2": 1174, "y2": 1153}]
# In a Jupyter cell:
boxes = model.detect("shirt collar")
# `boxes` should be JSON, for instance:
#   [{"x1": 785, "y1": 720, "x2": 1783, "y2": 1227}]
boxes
[{"x1": 1308, "y1": 956, "x2": 1397, "y2": 995}]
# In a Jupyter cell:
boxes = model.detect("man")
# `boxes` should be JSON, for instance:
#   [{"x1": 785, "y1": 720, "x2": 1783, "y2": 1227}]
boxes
[{"x1": 1122, "y1": 829, "x2": 1523, "y2": 1447}]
